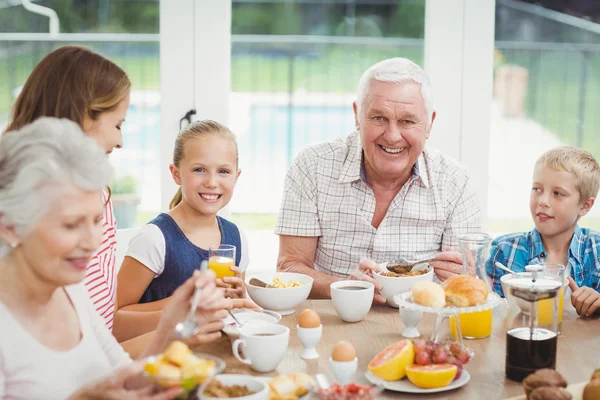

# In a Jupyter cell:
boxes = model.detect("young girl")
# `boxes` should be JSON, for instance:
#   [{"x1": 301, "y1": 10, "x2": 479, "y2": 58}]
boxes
[
  {"x1": 5, "y1": 45, "x2": 130, "y2": 331},
  {"x1": 115, "y1": 120, "x2": 252, "y2": 342}
]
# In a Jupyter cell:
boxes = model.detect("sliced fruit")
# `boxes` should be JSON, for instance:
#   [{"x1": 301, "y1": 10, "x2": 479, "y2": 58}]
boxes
[
  {"x1": 367, "y1": 340, "x2": 414, "y2": 381},
  {"x1": 406, "y1": 364, "x2": 458, "y2": 389}
]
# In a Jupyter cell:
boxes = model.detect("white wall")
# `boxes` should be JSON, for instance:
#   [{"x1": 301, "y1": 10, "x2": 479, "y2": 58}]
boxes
[
  {"x1": 424, "y1": 0, "x2": 496, "y2": 230},
  {"x1": 159, "y1": 0, "x2": 232, "y2": 212}
]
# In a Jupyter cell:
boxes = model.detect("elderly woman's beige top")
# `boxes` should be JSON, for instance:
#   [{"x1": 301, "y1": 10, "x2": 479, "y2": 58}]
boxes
[{"x1": 0, "y1": 283, "x2": 131, "y2": 399}]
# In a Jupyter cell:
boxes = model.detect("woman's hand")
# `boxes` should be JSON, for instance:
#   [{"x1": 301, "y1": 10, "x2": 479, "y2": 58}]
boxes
[
  {"x1": 183, "y1": 309, "x2": 228, "y2": 347},
  {"x1": 69, "y1": 362, "x2": 182, "y2": 400},
  {"x1": 153, "y1": 271, "x2": 227, "y2": 349},
  {"x1": 217, "y1": 266, "x2": 246, "y2": 299}
]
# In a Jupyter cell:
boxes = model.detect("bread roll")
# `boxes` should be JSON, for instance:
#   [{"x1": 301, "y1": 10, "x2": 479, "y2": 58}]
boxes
[
  {"x1": 441, "y1": 275, "x2": 489, "y2": 307},
  {"x1": 412, "y1": 281, "x2": 446, "y2": 308},
  {"x1": 269, "y1": 373, "x2": 315, "y2": 400}
]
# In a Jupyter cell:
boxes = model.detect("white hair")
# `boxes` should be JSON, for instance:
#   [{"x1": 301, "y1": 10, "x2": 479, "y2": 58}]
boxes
[
  {"x1": 356, "y1": 57, "x2": 434, "y2": 126},
  {"x1": 0, "y1": 117, "x2": 113, "y2": 259}
]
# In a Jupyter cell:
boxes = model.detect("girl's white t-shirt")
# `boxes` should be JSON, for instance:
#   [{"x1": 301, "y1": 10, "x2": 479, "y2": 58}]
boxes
[
  {"x1": 126, "y1": 224, "x2": 250, "y2": 277},
  {"x1": 0, "y1": 283, "x2": 131, "y2": 400}
]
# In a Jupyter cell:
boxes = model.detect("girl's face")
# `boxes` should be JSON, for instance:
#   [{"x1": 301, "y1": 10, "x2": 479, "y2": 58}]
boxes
[
  {"x1": 170, "y1": 134, "x2": 241, "y2": 216},
  {"x1": 3, "y1": 185, "x2": 104, "y2": 287},
  {"x1": 82, "y1": 94, "x2": 130, "y2": 155}
]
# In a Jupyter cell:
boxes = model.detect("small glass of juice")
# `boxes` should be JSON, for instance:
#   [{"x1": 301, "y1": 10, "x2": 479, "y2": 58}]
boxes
[
  {"x1": 208, "y1": 244, "x2": 236, "y2": 279},
  {"x1": 538, "y1": 264, "x2": 568, "y2": 333}
]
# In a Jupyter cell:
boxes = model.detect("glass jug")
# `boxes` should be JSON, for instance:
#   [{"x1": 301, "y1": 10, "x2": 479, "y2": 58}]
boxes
[
  {"x1": 450, "y1": 233, "x2": 493, "y2": 339},
  {"x1": 503, "y1": 265, "x2": 561, "y2": 382}
]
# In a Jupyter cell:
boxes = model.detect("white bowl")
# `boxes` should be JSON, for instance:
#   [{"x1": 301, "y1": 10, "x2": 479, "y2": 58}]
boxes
[
  {"x1": 221, "y1": 309, "x2": 282, "y2": 340},
  {"x1": 373, "y1": 266, "x2": 434, "y2": 307},
  {"x1": 245, "y1": 272, "x2": 313, "y2": 315},
  {"x1": 501, "y1": 272, "x2": 533, "y2": 313},
  {"x1": 200, "y1": 374, "x2": 269, "y2": 400}
]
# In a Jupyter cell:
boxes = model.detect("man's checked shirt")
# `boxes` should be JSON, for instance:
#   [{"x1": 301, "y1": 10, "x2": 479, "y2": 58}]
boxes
[
  {"x1": 275, "y1": 131, "x2": 481, "y2": 277},
  {"x1": 486, "y1": 226, "x2": 600, "y2": 296}
]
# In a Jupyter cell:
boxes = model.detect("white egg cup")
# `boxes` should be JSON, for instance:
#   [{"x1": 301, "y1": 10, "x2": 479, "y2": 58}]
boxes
[
  {"x1": 297, "y1": 324, "x2": 322, "y2": 360},
  {"x1": 399, "y1": 308, "x2": 423, "y2": 338},
  {"x1": 329, "y1": 356, "x2": 358, "y2": 385}
]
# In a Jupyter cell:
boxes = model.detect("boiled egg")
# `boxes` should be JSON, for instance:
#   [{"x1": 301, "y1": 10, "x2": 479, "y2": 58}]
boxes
[
  {"x1": 298, "y1": 309, "x2": 321, "y2": 328},
  {"x1": 332, "y1": 341, "x2": 356, "y2": 362}
]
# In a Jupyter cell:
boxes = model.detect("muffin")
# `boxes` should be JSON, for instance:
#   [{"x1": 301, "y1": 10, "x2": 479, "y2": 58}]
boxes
[
  {"x1": 441, "y1": 275, "x2": 489, "y2": 307},
  {"x1": 583, "y1": 379, "x2": 600, "y2": 400},
  {"x1": 529, "y1": 387, "x2": 572, "y2": 400},
  {"x1": 591, "y1": 368, "x2": 600, "y2": 381},
  {"x1": 523, "y1": 369, "x2": 568, "y2": 398}
]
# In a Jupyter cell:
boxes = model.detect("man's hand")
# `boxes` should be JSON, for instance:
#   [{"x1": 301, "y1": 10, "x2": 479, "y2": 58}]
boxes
[
  {"x1": 568, "y1": 277, "x2": 600, "y2": 317},
  {"x1": 348, "y1": 258, "x2": 386, "y2": 304},
  {"x1": 429, "y1": 250, "x2": 465, "y2": 281}
]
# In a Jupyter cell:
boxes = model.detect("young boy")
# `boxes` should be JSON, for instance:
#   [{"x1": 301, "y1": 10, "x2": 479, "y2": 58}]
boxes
[{"x1": 486, "y1": 146, "x2": 600, "y2": 318}]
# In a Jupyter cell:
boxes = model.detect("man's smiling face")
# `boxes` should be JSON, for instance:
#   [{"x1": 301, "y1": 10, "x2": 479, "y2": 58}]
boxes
[{"x1": 354, "y1": 80, "x2": 434, "y2": 184}]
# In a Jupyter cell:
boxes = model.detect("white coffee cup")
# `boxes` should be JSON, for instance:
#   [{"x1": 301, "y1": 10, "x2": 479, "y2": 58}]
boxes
[
  {"x1": 330, "y1": 280, "x2": 374, "y2": 322},
  {"x1": 232, "y1": 324, "x2": 290, "y2": 372}
]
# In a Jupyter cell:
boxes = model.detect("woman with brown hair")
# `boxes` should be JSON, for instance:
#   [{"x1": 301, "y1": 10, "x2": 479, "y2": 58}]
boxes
[{"x1": 5, "y1": 45, "x2": 130, "y2": 331}]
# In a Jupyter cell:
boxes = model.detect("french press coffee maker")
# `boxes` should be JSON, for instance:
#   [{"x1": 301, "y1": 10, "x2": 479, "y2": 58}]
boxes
[{"x1": 503, "y1": 265, "x2": 562, "y2": 382}]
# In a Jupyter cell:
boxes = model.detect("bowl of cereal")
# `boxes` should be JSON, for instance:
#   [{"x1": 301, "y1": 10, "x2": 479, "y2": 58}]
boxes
[
  {"x1": 245, "y1": 272, "x2": 313, "y2": 315},
  {"x1": 200, "y1": 374, "x2": 269, "y2": 399},
  {"x1": 373, "y1": 265, "x2": 434, "y2": 308}
]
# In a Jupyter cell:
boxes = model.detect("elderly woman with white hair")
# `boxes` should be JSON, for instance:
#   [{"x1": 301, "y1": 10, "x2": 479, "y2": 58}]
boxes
[
  {"x1": 0, "y1": 118, "x2": 227, "y2": 400},
  {"x1": 275, "y1": 57, "x2": 482, "y2": 302}
]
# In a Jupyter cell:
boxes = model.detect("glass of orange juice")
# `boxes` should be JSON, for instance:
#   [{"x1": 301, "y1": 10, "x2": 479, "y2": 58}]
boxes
[
  {"x1": 537, "y1": 264, "x2": 568, "y2": 332},
  {"x1": 208, "y1": 244, "x2": 236, "y2": 279},
  {"x1": 450, "y1": 309, "x2": 493, "y2": 339}
]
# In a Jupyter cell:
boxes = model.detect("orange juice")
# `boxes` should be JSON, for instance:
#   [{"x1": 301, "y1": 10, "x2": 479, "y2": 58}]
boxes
[
  {"x1": 208, "y1": 256, "x2": 235, "y2": 279},
  {"x1": 538, "y1": 287, "x2": 564, "y2": 325},
  {"x1": 450, "y1": 309, "x2": 493, "y2": 339}
]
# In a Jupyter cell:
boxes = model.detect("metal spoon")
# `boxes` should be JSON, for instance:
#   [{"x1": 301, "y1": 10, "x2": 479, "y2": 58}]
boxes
[
  {"x1": 386, "y1": 257, "x2": 437, "y2": 274},
  {"x1": 494, "y1": 261, "x2": 518, "y2": 275},
  {"x1": 228, "y1": 310, "x2": 243, "y2": 327},
  {"x1": 174, "y1": 261, "x2": 207, "y2": 339},
  {"x1": 249, "y1": 277, "x2": 270, "y2": 288}
]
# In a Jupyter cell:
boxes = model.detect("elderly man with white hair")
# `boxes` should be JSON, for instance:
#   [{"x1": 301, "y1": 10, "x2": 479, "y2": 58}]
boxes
[{"x1": 275, "y1": 58, "x2": 481, "y2": 302}]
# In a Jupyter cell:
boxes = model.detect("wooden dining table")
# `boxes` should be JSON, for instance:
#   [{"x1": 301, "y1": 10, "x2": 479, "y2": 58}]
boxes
[{"x1": 196, "y1": 300, "x2": 599, "y2": 400}]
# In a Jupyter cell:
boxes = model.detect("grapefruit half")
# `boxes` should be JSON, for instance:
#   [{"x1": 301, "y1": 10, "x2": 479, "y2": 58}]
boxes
[
  {"x1": 367, "y1": 340, "x2": 414, "y2": 381},
  {"x1": 406, "y1": 364, "x2": 458, "y2": 389}
]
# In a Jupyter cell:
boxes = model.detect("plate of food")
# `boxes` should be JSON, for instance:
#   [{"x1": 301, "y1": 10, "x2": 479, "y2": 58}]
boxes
[{"x1": 365, "y1": 338, "x2": 472, "y2": 394}]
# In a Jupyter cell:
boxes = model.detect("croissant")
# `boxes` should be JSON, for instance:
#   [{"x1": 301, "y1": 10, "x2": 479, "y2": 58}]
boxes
[
  {"x1": 441, "y1": 275, "x2": 489, "y2": 307},
  {"x1": 269, "y1": 373, "x2": 315, "y2": 400}
]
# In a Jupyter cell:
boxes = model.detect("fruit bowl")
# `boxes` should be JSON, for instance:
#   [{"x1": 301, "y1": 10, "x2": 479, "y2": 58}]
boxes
[{"x1": 143, "y1": 343, "x2": 225, "y2": 400}]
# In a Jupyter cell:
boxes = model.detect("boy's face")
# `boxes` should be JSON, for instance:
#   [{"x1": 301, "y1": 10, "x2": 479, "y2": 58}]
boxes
[{"x1": 530, "y1": 164, "x2": 594, "y2": 238}]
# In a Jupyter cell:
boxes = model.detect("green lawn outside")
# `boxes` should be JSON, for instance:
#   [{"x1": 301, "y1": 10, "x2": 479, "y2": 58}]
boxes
[{"x1": 2, "y1": 42, "x2": 598, "y2": 160}]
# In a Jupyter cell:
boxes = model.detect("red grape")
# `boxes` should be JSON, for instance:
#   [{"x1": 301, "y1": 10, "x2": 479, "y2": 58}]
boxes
[
  {"x1": 412, "y1": 339, "x2": 427, "y2": 354},
  {"x1": 432, "y1": 348, "x2": 449, "y2": 364},
  {"x1": 415, "y1": 351, "x2": 432, "y2": 365},
  {"x1": 449, "y1": 343, "x2": 462, "y2": 356},
  {"x1": 454, "y1": 363, "x2": 463, "y2": 381},
  {"x1": 456, "y1": 348, "x2": 471, "y2": 364}
]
